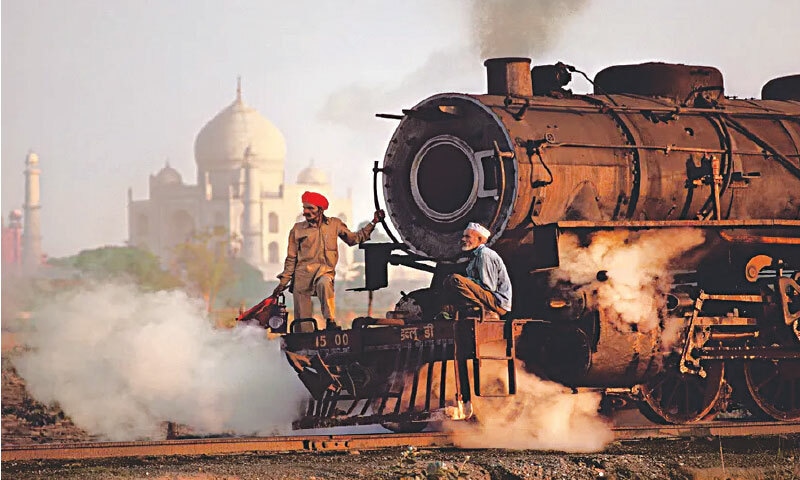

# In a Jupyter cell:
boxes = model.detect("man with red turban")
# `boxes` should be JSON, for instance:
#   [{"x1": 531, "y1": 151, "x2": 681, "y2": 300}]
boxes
[{"x1": 273, "y1": 191, "x2": 385, "y2": 330}]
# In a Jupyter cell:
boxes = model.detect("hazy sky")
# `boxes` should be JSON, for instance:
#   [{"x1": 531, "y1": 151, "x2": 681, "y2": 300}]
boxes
[{"x1": 3, "y1": 0, "x2": 799, "y2": 258}]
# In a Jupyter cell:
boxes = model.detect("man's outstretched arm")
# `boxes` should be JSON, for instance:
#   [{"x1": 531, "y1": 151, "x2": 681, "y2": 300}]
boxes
[{"x1": 337, "y1": 210, "x2": 385, "y2": 246}]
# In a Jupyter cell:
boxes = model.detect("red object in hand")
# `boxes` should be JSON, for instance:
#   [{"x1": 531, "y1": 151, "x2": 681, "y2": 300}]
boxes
[{"x1": 236, "y1": 294, "x2": 288, "y2": 333}]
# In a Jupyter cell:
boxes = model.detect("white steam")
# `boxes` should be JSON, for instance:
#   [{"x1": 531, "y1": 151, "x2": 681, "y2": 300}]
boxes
[
  {"x1": 14, "y1": 283, "x2": 308, "y2": 441},
  {"x1": 551, "y1": 229, "x2": 706, "y2": 332},
  {"x1": 450, "y1": 366, "x2": 613, "y2": 452}
]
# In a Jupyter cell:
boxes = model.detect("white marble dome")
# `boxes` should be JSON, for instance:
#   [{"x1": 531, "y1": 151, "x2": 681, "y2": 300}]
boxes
[
  {"x1": 194, "y1": 88, "x2": 286, "y2": 171},
  {"x1": 297, "y1": 166, "x2": 329, "y2": 185},
  {"x1": 154, "y1": 164, "x2": 182, "y2": 185}
]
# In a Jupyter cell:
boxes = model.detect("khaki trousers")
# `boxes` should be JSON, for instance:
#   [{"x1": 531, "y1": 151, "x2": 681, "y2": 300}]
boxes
[
  {"x1": 444, "y1": 274, "x2": 506, "y2": 316},
  {"x1": 293, "y1": 275, "x2": 336, "y2": 320}
]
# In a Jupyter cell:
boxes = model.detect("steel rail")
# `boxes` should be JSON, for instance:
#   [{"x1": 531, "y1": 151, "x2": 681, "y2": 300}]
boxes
[
  {"x1": 3, "y1": 421, "x2": 800, "y2": 461},
  {"x1": 612, "y1": 421, "x2": 800, "y2": 440},
  {"x1": 556, "y1": 219, "x2": 800, "y2": 228}
]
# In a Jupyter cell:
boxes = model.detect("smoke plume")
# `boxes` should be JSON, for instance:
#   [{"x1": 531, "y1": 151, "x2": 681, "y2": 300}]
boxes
[
  {"x1": 318, "y1": 0, "x2": 592, "y2": 156},
  {"x1": 471, "y1": 0, "x2": 590, "y2": 59},
  {"x1": 449, "y1": 365, "x2": 613, "y2": 452},
  {"x1": 551, "y1": 229, "x2": 706, "y2": 332},
  {"x1": 14, "y1": 283, "x2": 308, "y2": 441}
]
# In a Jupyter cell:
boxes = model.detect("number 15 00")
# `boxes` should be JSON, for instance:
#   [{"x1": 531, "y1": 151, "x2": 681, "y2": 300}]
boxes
[{"x1": 315, "y1": 333, "x2": 349, "y2": 348}]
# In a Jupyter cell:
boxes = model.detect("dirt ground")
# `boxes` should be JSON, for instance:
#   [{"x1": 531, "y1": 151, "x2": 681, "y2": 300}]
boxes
[
  {"x1": 3, "y1": 438, "x2": 800, "y2": 480},
  {"x1": 3, "y1": 354, "x2": 799, "y2": 479}
]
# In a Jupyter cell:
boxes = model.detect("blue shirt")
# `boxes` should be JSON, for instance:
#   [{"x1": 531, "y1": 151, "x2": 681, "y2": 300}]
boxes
[{"x1": 465, "y1": 245, "x2": 513, "y2": 311}]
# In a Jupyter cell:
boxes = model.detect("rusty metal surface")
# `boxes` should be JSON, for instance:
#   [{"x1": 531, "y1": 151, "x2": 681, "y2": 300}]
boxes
[
  {"x1": 286, "y1": 58, "x2": 800, "y2": 432},
  {"x1": 380, "y1": 59, "x2": 800, "y2": 261},
  {"x1": 5, "y1": 422, "x2": 800, "y2": 461},
  {"x1": 284, "y1": 317, "x2": 552, "y2": 431},
  {"x1": 762, "y1": 74, "x2": 800, "y2": 101},
  {"x1": 593, "y1": 63, "x2": 724, "y2": 105},
  {"x1": 484, "y1": 57, "x2": 533, "y2": 97},
  {"x1": 582, "y1": 311, "x2": 660, "y2": 387}
]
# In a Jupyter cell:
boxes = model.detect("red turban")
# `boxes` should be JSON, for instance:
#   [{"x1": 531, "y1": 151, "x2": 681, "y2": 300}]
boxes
[{"x1": 301, "y1": 191, "x2": 329, "y2": 210}]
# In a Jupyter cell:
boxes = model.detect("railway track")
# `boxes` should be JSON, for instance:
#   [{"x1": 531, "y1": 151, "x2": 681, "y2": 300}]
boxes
[{"x1": 3, "y1": 421, "x2": 799, "y2": 461}]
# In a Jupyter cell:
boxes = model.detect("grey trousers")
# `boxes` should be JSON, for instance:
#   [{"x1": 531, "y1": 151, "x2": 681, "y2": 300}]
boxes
[{"x1": 293, "y1": 275, "x2": 336, "y2": 320}]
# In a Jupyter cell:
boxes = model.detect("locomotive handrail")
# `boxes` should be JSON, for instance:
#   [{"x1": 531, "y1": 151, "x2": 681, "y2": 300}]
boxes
[
  {"x1": 719, "y1": 115, "x2": 800, "y2": 180},
  {"x1": 483, "y1": 99, "x2": 800, "y2": 119},
  {"x1": 489, "y1": 140, "x2": 509, "y2": 231},
  {"x1": 539, "y1": 141, "x2": 798, "y2": 157},
  {"x1": 372, "y1": 160, "x2": 400, "y2": 244}
]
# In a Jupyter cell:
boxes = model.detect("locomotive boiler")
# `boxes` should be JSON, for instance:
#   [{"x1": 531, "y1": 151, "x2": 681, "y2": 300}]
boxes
[{"x1": 278, "y1": 58, "x2": 800, "y2": 430}]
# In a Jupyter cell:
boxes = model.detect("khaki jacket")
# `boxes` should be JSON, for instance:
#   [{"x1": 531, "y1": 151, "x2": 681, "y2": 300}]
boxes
[{"x1": 277, "y1": 216, "x2": 375, "y2": 295}]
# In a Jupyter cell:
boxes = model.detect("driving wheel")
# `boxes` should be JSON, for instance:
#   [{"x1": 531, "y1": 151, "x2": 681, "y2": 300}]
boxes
[
  {"x1": 639, "y1": 361, "x2": 725, "y2": 424},
  {"x1": 743, "y1": 359, "x2": 800, "y2": 421}
]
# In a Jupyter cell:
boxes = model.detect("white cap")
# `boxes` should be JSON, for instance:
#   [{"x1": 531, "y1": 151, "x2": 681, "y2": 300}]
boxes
[{"x1": 465, "y1": 222, "x2": 490, "y2": 239}]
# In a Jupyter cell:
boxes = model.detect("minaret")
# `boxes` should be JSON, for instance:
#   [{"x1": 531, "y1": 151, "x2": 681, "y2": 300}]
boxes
[
  {"x1": 2, "y1": 210, "x2": 24, "y2": 274},
  {"x1": 22, "y1": 151, "x2": 43, "y2": 272},
  {"x1": 241, "y1": 146, "x2": 263, "y2": 265},
  {"x1": 236, "y1": 76, "x2": 242, "y2": 105}
]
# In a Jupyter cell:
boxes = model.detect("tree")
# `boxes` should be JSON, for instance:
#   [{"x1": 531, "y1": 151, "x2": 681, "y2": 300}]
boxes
[
  {"x1": 217, "y1": 257, "x2": 273, "y2": 308},
  {"x1": 170, "y1": 227, "x2": 236, "y2": 312},
  {"x1": 49, "y1": 246, "x2": 181, "y2": 291}
]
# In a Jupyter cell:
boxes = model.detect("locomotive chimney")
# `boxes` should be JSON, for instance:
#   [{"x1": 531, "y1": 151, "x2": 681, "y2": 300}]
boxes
[{"x1": 484, "y1": 57, "x2": 533, "y2": 97}]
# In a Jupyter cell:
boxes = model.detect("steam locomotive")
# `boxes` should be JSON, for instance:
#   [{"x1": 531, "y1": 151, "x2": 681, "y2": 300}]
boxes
[{"x1": 277, "y1": 58, "x2": 800, "y2": 430}]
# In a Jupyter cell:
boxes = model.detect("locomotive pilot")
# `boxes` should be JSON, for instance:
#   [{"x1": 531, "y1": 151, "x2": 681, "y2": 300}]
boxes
[
  {"x1": 273, "y1": 191, "x2": 385, "y2": 330},
  {"x1": 444, "y1": 222, "x2": 512, "y2": 318}
]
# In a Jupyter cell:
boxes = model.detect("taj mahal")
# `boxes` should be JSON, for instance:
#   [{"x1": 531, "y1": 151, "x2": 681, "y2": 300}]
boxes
[{"x1": 127, "y1": 82, "x2": 355, "y2": 280}]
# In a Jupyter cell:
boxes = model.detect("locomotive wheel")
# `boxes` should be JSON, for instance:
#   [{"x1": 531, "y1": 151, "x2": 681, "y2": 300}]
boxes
[
  {"x1": 743, "y1": 359, "x2": 800, "y2": 421},
  {"x1": 639, "y1": 362, "x2": 725, "y2": 424}
]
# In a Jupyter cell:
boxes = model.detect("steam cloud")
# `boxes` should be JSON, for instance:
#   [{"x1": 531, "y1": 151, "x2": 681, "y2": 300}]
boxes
[
  {"x1": 449, "y1": 365, "x2": 613, "y2": 452},
  {"x1": 14, "y1": 283, "x2": 308, "y2": 441},
  {"x1": 449, "y1": 229, "x2": 706, "y2": 451},
  {"x1": 551, "y1": 229, "x2": 706, "y2": 332}
]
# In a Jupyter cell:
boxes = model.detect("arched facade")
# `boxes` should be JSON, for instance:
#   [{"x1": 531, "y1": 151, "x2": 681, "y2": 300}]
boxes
[
  {"x1": 268, "y1": 242, "x2": 279, "y2": 264},
  {"x1": 268, "y1": 212, "x2": 279, "y2": 233},
  {"x1": 127, "y1": 84, "x2": 355, "y2": 280}
]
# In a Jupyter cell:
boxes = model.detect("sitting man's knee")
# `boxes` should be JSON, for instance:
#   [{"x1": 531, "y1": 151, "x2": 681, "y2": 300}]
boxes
[{"x1": 445, "y1": 273, "x2": 466, "y2": 288}]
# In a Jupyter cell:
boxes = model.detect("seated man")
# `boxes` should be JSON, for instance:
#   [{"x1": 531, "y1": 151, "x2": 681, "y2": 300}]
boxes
[{"x1": 443, "y1": 222, "x2": 512, "y2": 318}]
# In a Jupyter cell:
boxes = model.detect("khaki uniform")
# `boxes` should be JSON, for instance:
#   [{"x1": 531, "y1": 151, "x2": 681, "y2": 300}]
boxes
[{"x1": 277, "y1": 216, "x2": 374, "y2": 320}]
